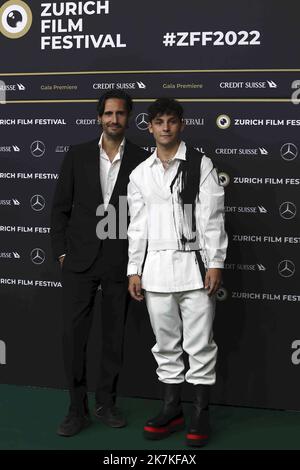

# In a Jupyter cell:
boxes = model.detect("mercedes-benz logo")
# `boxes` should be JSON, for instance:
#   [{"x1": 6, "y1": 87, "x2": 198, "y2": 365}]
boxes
[
  {"x1": 135, "y1": 113, "x2": 149, "y2": 131},
  {"x1": 278, "y1": 259, "x2": 295, "y2": 278},
  {"x1": 30, "y1": 140, "x2": 46, "y2": 158},
  {"x1": 30, "y1": 194, "x2": 46, "y2": 212},
  {"x1": 218, "y1": 172, "x2": 230, "y2": 187},
  {"x1": 216, "y1": 287, "x2": 228, "y2": 301},
  {"x1": 30, "y1": 248, "x2": 46, "y2": 264},
  {"x1": 279, "y1": 202, "x2": 297, "y2": 220},
  {"x1": 280, "y1": 143, "x2": 298, "y2": 161},
  {"x1": 30, "y1": 248, "x2": 45, "y2": 265}
]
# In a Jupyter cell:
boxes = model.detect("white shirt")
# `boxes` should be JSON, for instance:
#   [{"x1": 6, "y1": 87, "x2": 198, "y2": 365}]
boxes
[
  {"x1": 127, "y1": 141, "x2": 227, "y2": 292},
  {"x1": 99, "y1": 134, "x2": 125, "y2": 209}
]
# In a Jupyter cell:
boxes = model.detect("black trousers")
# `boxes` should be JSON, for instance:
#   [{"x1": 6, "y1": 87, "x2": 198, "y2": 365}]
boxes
[{"x1": 61, "y1": 250, "x2": 129, "y2": 414}]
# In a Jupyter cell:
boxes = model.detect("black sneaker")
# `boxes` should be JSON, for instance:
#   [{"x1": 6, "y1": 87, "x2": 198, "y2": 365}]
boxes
[
  {"x1": 57, "y1": 410, "x2": 91, "y2": 437},
  {"x1": 94, "y1": 404, "x2": 127, "y2": 428}
]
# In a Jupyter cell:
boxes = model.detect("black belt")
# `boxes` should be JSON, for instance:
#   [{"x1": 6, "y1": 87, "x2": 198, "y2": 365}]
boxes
[{"x1": 195, "y1": 250, "x2": 206, "y2": 281}]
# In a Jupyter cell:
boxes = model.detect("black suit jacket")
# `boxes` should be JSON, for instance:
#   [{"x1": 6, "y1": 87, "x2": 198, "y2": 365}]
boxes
[{"x1": 50, "y1": 138, "x2": 149, "y2": 278}]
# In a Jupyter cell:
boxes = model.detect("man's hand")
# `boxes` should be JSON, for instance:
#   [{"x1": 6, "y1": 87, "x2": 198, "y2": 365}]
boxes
[
  {"x1": 58, "y1": 254, "x2": 65, "y2": 268},
  {"x1": 128, "y1": 275, "x2": 144, "y2": 301},
  {"x1": 204, "y1": 268, "x2": 222, "y2": 296}
]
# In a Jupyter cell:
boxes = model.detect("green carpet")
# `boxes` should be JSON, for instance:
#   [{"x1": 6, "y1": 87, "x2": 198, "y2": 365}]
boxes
[{"x1": 0, "y1": 385, "x2": 299, "y2": 450}]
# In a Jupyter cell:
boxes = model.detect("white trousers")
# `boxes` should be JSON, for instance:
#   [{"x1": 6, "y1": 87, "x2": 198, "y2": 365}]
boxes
[{"x1": 145, "y1": 289, "x2": 217, "y2": 385}]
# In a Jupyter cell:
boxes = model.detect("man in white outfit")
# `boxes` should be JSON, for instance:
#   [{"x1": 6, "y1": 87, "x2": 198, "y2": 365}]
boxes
[{"x1": 127, "y1": 98, "x2": 227, "y2": 446}]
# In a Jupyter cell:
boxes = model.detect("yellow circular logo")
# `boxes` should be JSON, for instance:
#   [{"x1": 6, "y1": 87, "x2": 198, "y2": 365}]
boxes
[
  {"x1": 0, "y1": 0, "x2": 32, "y2": 39},
  {"x1": 216, "y1": 287, "x2": 228, "y2": 301},
  {"x1": 216, "y1": 114, "x2": 231, "y2": 129},
  {"x1": 218, "y1": 172, "x2": 230, "y2": 187}
]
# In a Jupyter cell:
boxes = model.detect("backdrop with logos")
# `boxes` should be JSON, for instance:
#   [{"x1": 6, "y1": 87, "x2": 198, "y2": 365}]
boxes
[{"x1": 0, "y1": 0, "x2": 300, "y2": 411}]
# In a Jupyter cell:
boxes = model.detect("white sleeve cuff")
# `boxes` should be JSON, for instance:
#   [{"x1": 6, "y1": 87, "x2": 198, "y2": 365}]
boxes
[
  {"x1": 127, "y1": 263, "x2": 142, "y2": 276},
  {"x1": 208, "y1": 261, "x2": 224, "y2": 269}
]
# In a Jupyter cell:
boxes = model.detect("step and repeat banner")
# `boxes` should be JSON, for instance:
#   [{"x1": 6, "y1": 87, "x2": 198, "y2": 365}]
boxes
[{"x1": 0, "y1": 0, "x2": 300, "y2": 410}]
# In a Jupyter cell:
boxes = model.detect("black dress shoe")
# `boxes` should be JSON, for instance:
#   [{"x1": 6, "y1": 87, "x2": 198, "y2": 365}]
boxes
[
  {"x1": 57, "y1": 410, "x2": 91, "y2": 437},
  {"x1": 94, "y1": 404, "x2": 127, "y2": 428}
]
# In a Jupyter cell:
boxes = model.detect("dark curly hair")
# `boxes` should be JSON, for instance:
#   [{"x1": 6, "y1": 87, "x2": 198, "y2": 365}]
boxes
[{"x1": 148, "y1": 98, "x2": 183, "y2": 122}]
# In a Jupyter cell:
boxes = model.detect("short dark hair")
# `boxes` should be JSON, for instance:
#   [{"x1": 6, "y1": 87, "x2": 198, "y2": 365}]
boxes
[
  {"x1": 96, "y1": 90, "x2": 133, "y2": 116},
  {"x1": 148, "y1": 98, "x2": 183, "y2": 122}
]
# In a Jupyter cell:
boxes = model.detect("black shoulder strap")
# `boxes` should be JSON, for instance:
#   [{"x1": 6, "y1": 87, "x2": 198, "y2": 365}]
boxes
[
  {"x1": 169, "y1": 146, "x2": 203, "y2": 247},
  {"x1": 170, "y1": 146, "x2": 202, "y2": 205}
]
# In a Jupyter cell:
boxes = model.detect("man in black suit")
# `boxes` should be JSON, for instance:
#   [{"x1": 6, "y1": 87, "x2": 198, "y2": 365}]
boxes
[{"x1": 51, "y1": 91, "x2": 148, "y2": 437}]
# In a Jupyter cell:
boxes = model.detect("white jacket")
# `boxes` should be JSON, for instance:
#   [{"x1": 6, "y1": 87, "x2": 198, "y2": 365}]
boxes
[{"x1": 127, "y1": 145, "x2": 227, "y2": 276}]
